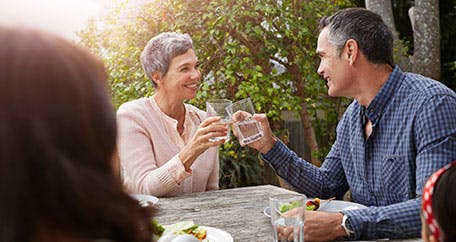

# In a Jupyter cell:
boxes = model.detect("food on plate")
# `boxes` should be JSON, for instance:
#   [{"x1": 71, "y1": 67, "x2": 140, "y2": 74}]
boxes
[
  {"x1": 306, "y1": 198, "x2": 321, "y2": 211},
  {"x1": 279, "y1": 200, "x2": 303, "y2": 213},
  {"x1": 278, "y1": 198, "x2": 322, "y2": 213},
  {"x1": 152, "y1": 219, "x2": 166, "y2": 236},
  {"x1": 159, "y1": 221, "x2": 207, "y2": 241}
]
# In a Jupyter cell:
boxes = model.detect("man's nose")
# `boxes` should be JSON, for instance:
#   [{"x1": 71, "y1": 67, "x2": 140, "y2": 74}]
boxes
[{"x1": 317, "y1": 64, "x2": 324, "y2": 76}]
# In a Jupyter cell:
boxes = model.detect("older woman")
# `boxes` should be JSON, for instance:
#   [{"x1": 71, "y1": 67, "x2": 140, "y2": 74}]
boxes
[{"x1": 117, "y1": 32, "x2": 227, "y2": 197}]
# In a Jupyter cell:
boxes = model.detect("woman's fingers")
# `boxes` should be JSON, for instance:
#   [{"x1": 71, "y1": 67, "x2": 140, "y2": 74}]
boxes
[
  {"x1": 192, "y1": 118, "x2": 229, "y2": 147},
  {"x1": 201, "y1": 116, "x2": 223, "y2": 126}
]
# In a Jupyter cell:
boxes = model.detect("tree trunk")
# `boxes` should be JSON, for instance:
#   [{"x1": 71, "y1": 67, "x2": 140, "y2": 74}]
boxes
[
  {"x1": 365, "y1": 0, "x2": 441, "y2": 79},
  {"x1": 288, "y1": 63, "x2": 321, "y2": 167},
  {"x1": 298, "y1": 102, "x2": 322, "y2": 166},
  {"x1": 365, "y1": 0, "x2": 412, "y2": 71},
  {"x1": 412, "y1": 0, "x2": 441, "y2": 80}
]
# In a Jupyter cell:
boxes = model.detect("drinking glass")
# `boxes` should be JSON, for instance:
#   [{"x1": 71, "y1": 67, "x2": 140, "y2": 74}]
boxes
[
  {"x1": 225, "y1": 98, "x2": 263, "y2": 145},
  {"x1": 269, "y1": 194, "x2": 306, "y2": 242},
  {"x1": 206, "y1": 99, "x2": 232, "y2": 142}
]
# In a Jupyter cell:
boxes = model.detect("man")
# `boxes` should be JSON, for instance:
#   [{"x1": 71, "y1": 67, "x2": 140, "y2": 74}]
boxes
[{"x1": 244, "y1": 8, "x2": 456, "y2": 241}]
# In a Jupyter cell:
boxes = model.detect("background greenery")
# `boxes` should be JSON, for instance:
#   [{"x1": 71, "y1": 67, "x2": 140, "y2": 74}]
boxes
[{"x1": 79, "y1": 0, "x2": 455, "y2": 189}]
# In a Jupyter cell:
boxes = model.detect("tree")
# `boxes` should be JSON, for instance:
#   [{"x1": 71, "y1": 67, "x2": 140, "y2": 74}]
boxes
[
  {"x1": 366, "y1": 0, "x2": 441, "y2": 80},
  {"x1": 164, "y1": 0, "x2": 352, "y2": 166},
  {"x1": 78, "y1": 0, "x2": 353, "y2": 187}
]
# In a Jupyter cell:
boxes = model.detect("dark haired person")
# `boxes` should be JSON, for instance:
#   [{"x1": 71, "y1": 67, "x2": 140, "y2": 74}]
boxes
[
  {"x1": 421, "y1": 162, "x2": 456, "y2": 242},
  {"x1": 0, "y1": 27, "x2": 154, "y2": 242},
  {"x1": 239, "y1": 8, "x2": 456, "y2": 241}
]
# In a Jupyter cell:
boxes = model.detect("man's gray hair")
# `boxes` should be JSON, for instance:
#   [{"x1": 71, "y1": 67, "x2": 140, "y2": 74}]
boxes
[
  {"x1": 319, "y1": 8, "x2": 394, "y2": 67},
  {"x1": 140, "y1": 32, "x2": 194, "y2": 87}
]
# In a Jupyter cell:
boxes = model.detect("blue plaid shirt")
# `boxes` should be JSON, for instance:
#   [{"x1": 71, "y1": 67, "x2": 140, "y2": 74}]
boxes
[{"x1": 262, "y1": 66, "x2": 456, "y2": 240}]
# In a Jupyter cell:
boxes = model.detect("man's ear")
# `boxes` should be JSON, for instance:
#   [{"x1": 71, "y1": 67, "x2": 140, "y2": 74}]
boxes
[{"x1": 344, "y1": 39, "x2": 359, "y2": 65}]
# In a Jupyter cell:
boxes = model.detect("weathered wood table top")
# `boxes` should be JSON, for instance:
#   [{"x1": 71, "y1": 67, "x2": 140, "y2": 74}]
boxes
[{"x1": 153, "y1": 185, "x2": 421, "y2": 242}]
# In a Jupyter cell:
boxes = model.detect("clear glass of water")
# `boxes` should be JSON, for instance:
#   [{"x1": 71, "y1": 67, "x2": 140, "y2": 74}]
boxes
[
  {"x1": 225, "y1": 97, "x2": 263, "y2": 145},
  {"x1": 269, "y1": 194, "x2": 306, "y2": 242},
  {"x1": 206, "y1": 99, "x2": 232, "y2": 142}
]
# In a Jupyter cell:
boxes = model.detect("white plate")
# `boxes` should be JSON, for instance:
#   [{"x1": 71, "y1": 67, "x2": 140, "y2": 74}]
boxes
[
  {"x1": 263, "y1": 199, "x2": 367, "y2": 217},
  {"x1": 159, "y1": 225, "x2": 233, "y2": 242},
  {"x1": 131, "y1": 194, "x2": 159, "y2": 207},
  {"x1": 320, "y1": 200, "x2": 367, "y2": 212},
  {"x1": 202, "y1": 226, "x2": 233, "y2": 242}
]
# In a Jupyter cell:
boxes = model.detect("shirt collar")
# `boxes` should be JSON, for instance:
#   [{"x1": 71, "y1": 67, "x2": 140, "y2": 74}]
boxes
[{"x1": 362, "y1": 65, "x2": 404, "y2": 124}]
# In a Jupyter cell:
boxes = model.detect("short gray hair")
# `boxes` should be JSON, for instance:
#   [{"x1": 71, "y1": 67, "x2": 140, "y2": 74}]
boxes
[{"x1": 140, "y1": 32, "x2": 194, "y2": 87}]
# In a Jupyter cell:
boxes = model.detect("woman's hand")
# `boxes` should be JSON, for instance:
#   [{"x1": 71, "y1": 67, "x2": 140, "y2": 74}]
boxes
[{"x1": 179, "y1": 116, "x2": 228, "y2": 170}]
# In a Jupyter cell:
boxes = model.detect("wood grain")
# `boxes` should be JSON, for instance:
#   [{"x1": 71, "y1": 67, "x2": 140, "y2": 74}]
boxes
[{"x1": 153, "y1": 185, "x2": 422, "y2": 242}]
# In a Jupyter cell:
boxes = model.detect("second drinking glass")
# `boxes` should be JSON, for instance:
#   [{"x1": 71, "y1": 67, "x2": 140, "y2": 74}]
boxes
[
  {"x1": 225, "y1": 97, "x2": 263, "y2": 146},
  {"x1": 269, "y1": 194, "x2": 306, "y2": 242}
]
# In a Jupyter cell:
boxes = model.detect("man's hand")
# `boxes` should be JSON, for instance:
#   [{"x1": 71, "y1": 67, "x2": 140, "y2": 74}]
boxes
[
  {"x1": 241, "y1": 113, "x2": 276, "y2": 154},
  {"x1": 282, "y1": 208, "x2": 347, "y2": 241}
]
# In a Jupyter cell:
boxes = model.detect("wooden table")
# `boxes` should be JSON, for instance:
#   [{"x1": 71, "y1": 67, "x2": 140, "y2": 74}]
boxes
[{"x1": 154, "y1": 185, "x2": 422, "y2": 242}]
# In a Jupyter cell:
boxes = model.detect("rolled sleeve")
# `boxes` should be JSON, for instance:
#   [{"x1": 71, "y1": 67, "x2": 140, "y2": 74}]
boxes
[{"x1": 342, "y1": 199, "x2": 421, "y2": 240}]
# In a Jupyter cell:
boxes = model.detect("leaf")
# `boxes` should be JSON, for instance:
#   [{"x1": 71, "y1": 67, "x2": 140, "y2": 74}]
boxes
[{"x1": 78, "y1": 0, "x2": 353, "y2": 188}]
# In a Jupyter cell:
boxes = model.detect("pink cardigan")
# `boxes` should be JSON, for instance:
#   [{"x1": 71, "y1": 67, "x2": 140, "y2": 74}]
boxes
[{"x1": 117, "y1": 96, "x2": 219, "y2": 197}]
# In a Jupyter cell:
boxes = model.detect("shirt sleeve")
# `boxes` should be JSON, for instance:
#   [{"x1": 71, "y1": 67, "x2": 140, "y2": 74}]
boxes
[
  {"x1": 342, "y1": 198, "x2": 421, "y2": 240},
  {"x1": 261, "y1": 139, "x2": 348, "y2": 199},
  {"x1": 345, "y1": 94, "x2": 456, "y2": 240},
  {"x1": 117, "y1": 106, "x2": 191, "y2": 197}
]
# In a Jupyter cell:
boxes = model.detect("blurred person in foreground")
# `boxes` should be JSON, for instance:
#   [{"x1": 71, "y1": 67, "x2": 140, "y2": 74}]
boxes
[
  {"x1": 421, "y1": 162, "x2": 456, "y2": 242},
  {"x1": 0, "y1": 26, "x2": 154, "y2": 242},
  {"x1": 238, "y1": 8, "x2": 456, "y2": 241},
  {"x1": 117, "y1": 32, "x2": 226, "y2": 197}
]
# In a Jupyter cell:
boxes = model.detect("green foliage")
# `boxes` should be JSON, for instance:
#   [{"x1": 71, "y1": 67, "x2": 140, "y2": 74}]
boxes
[
  {"x1": 78, "y1": 0, "x2": 352, "y2": 188},
  {"x1": 218, "y1": 141, "x2": 263, "y2": 188},
  {"x1": 169, "y1": 0, "x2": 352, "y2": 164},
  {"x1": 78, "y1": 1, "x2": 167, "y2": 107}
]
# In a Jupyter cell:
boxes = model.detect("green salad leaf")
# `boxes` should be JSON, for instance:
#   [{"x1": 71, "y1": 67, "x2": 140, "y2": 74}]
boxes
[
  {"x1": 279, "y1": 201, "x2": 302, "y2": 213},
  {"x1": 162, "y1": 221, "x2": 196, "y2": 236},
  {"x1": 152, "y1": 220, "x2": 165, "y2": 236}
]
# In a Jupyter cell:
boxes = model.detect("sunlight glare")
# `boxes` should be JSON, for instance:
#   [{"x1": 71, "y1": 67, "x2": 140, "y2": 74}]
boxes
[{"x1": 0, "y1": 0, "x2": 106, "y2": 40}]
